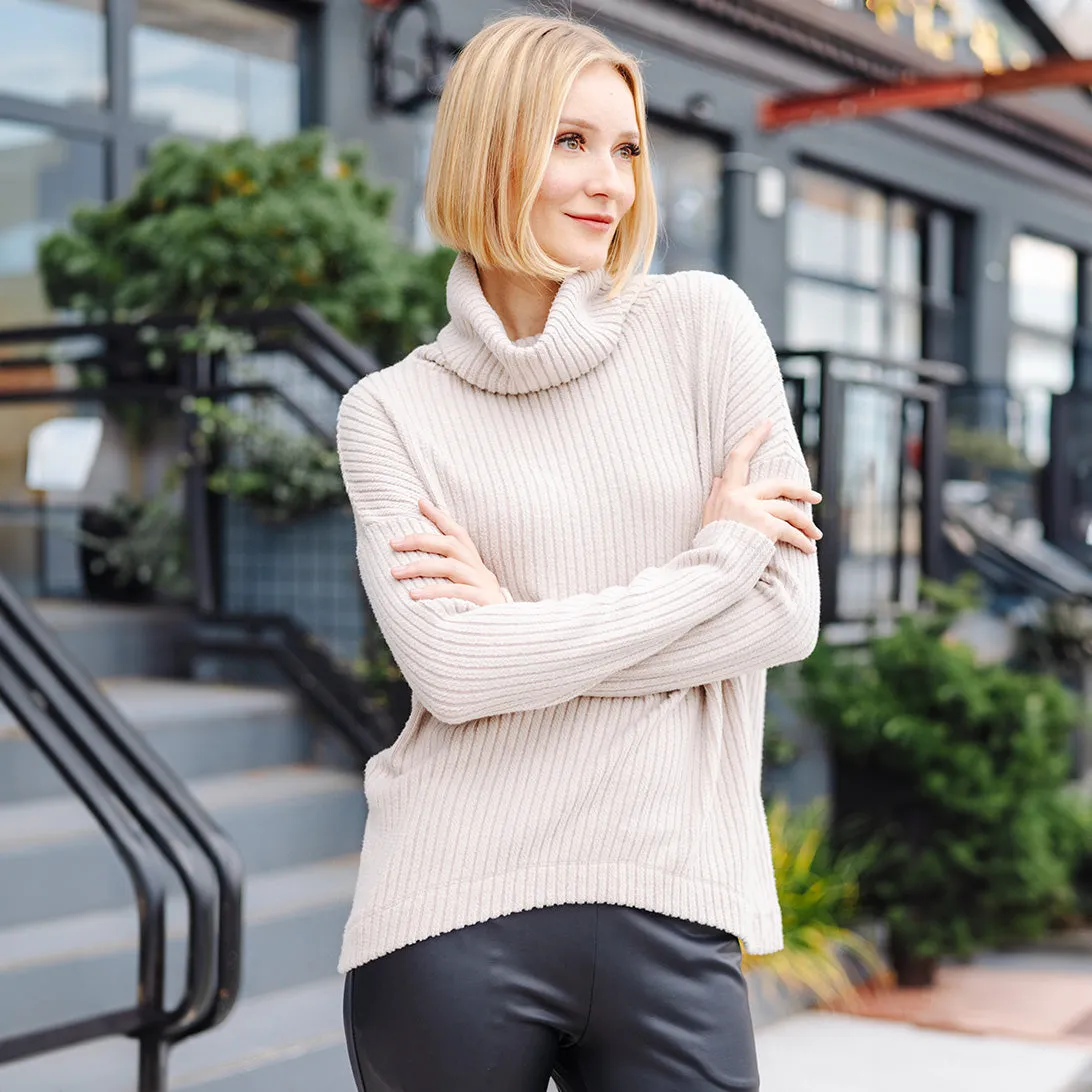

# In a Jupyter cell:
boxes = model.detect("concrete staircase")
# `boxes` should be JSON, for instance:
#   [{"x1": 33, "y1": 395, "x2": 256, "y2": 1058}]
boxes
[{"x1": 0, "y1": 601, "x2": 366, "y2": 1091}]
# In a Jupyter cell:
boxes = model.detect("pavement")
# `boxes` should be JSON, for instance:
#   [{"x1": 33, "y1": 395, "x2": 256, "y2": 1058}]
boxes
[{"x1": 751, "y1": 931, "x2": 1092, "y2": 1092}]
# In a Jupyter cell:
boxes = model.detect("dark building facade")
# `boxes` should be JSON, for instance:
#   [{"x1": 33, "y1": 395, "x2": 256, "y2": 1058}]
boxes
[{"x1": 3, "y1": 0, "x2": 1092, "y2": 609}]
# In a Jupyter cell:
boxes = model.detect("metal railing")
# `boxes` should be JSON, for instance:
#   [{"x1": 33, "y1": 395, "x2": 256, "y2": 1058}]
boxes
[
  {"x1": 0, "y1": 574, "x2": 243, "y2": 1090},
  {"x1": 775, "y1": 347, "x2": 964, "y2": 627},
  {"x1": 0, "y1": 304, "x2": 401, "y2": 1084}
]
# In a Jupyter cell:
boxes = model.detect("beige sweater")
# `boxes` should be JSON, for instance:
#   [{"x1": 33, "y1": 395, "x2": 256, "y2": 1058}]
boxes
[{"x1": 335, "y1": 252, "x2": 820, "y2": 971}]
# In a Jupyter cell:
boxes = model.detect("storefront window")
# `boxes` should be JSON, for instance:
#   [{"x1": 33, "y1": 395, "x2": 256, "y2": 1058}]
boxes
[
  {"x1": 648, "y1": 123, "x2": 722, "y2": 275},
  {"x1": 1007, "y1": 233, "x2": 1079, "y2": 465},
  {"x1": 0, "y1": 120, "x2": 105, "y2": 328},
  {"x1": 133, "y1": 0, "x2": 300, "y2": 141},
  {"x1": 786, "y1": 169, "x2": 922, "y2": 360},
  {"x1": 0, "y1": 0, "x2": 105, "y2": 107}
]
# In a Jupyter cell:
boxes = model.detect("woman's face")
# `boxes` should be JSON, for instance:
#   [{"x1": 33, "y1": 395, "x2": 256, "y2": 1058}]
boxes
[{"x1": 530, "y1": 61, "x2": 641, "y2": 273}]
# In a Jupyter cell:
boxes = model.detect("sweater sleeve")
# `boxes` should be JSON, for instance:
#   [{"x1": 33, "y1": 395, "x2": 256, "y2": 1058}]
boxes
[
  {"x1": 581, "y1": 276, "x2": 821, "y2": 696},
  {"x1": 337, "y1": 380, "x2": 776, "y2": 724}
]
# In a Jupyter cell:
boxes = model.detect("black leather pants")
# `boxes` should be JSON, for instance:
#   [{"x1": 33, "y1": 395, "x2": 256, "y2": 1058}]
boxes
[{"x1": 343, "y1": 902, "x2": 760, "y2": 1092}]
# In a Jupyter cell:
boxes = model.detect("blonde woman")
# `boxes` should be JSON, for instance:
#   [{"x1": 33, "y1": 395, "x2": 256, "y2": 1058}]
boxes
[{"x1": 337, "y1": 13, "x2": 821, "y2": 1092}]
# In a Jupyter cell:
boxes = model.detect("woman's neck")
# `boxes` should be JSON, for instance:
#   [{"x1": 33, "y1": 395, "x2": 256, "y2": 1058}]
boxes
[{"x1": 475, "y1": 261, "x2": 562, "y2": 342}]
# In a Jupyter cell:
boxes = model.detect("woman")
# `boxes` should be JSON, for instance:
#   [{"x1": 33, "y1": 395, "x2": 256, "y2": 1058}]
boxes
[{"x1": 337, "y1": 13, "x2": 822, "y2": 1092}]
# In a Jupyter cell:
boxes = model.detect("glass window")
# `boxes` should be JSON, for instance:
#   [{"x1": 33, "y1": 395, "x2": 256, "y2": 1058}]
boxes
[
  {"x1": 1010, "y1": 233, "x2": 1078, "y2": 334},
  {"x1": 648, "y1": 123, "x2": 722, "y2": 275},
  {"x1": 786, "y1": 168, "x2": 926, "y2": 361},
  {"x1": 0, "y1": 0, "x2": 105, "y2": 107},
  {"x1": 788, "y1": 168, "x2": 884, "y2": 287},
  {"x1": 786, "y1": 279, "x2": 882, "y2": 356},
  {"x1": 1007, "y1": 233, "x2": 1079, "y2": 466},
  {"x1": 0, "y1": 120, "x2": 105, "y2": 328},
  {"x1": 133, "y1": 0, "x2": 300, "y2": 141}
]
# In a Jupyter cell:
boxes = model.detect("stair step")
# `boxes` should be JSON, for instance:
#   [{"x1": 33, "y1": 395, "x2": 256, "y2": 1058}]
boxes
[
  {"x1": 0, "y1": 678, "x2": 311, "y2": 804},
  {"x1": 0, "y1": 856, "x2": 358, "y2": 1040},
  {"x1": 0, "y1": 976, "x2": 355, "y2": 1091},
  {"x1": 0, "y1": 765, "x2": 367, "y2": 928},
  {"x1": 32, "y1": 599, "x2": 192, "y2": 679}
]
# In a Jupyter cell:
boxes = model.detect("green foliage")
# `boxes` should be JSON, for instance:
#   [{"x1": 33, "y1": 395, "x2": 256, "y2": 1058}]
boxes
[
  {"x1": 186, "y1": 397, "x2": 345, "y2": 524},
  {"x1": 38, "y1": 129, "x2": 455, "y2": 364},
  {"x1": 800, "y1": 579, "x2": 1081, "y2": 961},
  {"x1": 947, "y1": 424, "x2": 1032, "y2": 473},
  {"x1": 744, "y1": 799, "x2": 889, "y2": 1004},
  {"x1": 75, "y1": 471, "x2": 192, "y2": 601}
]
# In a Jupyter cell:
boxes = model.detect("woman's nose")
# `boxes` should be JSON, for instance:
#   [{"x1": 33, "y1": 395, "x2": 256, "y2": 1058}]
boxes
[{"x1": 584, "y1": 156, "x2": 626, "y2": 200}]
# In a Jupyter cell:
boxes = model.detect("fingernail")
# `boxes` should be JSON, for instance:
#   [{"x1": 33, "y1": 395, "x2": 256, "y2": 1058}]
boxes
[{"x1": 390, "y1": 538, "x2": 405, "y2": 547}]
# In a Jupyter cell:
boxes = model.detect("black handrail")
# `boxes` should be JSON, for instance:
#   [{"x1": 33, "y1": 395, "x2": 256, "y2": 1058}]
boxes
[
  {"x1": 0, "y1": 575, "x2": 244, "y2": 1088},
  {"x1": 775, "y1": 348, "x2": 960, "y2": 625},
  {"x1": 189, "y1": 612, "x2": 400, "y2": 757}
]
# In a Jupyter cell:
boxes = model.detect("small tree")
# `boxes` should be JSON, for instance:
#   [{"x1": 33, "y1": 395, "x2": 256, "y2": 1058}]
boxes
[{"x1": 38, "y1": 127, "x2": 454, "y2": 364}]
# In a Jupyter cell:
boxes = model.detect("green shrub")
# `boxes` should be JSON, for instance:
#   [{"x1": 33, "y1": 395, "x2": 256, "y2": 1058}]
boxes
[
  {"x1": 800, "y1": 578, "x2": 1081, "y2": 962},
  {"x1": 38, "y1": 128, "x2": 455, "y2": 364},
  {"x1": 743, "y1": 798, "x2": 888, "y2": 1003}
]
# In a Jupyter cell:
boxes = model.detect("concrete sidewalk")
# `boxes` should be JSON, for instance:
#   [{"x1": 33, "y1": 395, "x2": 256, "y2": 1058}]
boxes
[
  {"x1": 754, "y1": 935, "x2": 1092, "y2": 1092},
  {"x1": 756, "y1": 1011, "x2": 1092, "y2": 1092}
]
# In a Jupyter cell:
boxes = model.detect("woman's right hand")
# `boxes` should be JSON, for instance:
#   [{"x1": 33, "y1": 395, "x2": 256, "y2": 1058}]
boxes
[{"x1": 702, "y1": 420, "x2": 823, "y2": 554}]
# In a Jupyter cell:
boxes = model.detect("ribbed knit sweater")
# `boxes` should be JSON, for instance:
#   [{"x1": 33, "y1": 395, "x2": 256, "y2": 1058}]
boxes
[{"x1": 335, "y1": 252, "x2": 821, "y2": 972}]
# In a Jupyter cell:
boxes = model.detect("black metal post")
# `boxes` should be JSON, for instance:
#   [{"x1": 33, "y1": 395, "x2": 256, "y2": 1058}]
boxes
[
  {"x1": 816, "y1": 353, "x2": 843, "y2": 626},
  {"x1": 180, "y1": 352, "x2": 219, "y2": 615},
  {"x1": 919, "y1": 386, "x2": 947, "y2": 581}
]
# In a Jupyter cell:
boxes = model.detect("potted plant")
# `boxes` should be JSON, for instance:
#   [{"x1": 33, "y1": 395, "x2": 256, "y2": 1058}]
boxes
[
  {"x1": 75, "y1": 470, "x2": 192, "y2": 604},
  {"x1": 800, "y1": 577, "x2": 1081, "y2": 986}
]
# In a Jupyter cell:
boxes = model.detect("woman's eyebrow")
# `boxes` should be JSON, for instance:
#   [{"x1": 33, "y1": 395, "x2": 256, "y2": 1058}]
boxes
[{"x1": 558, "y1": 117, "x2": 641, "y2": 142}]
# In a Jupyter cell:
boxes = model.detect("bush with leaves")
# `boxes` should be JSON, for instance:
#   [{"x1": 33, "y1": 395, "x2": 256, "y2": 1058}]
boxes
[
  {"x1": 38, "y1": 128, "x2": 455, "y2": 365},
  {"x1": 187, "y1": 397, "x2": 345, "y2": 524},
  {"x1": 800, "y1": 576, "x2": 1081, "y2": 965},
  {"x1": 743, "y1": 798, "x2": 888, "y2": 1005}
]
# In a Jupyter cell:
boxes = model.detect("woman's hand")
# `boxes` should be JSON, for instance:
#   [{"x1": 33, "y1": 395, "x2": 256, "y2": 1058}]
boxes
[
  {"x1": 703, "y1": 420, "x2": 823, "y2": 554},
  {"x1": 389, "y1": 498, "x2": 507, "y2": 605}
]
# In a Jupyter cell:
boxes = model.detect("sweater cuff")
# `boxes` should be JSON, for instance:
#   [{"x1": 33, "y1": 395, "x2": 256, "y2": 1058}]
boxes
[{"x1": 692, "y1": 517, "x2": 776, "y2": 579}]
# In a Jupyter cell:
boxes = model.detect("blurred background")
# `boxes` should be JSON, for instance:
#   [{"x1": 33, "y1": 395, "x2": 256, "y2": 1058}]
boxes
[{"x1": 1, "y1": 0, "x2": 1092, "y2": 1090}]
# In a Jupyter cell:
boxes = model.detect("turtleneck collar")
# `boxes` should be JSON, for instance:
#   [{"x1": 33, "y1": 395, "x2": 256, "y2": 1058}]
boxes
[{"x1": 421, "y1": 251, "x2": 641, "y2": 396}]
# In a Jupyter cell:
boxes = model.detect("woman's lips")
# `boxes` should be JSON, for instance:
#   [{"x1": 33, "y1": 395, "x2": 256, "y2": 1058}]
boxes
[{"x1": 566, "y1": 214, "x2": 613, "y2": 231}]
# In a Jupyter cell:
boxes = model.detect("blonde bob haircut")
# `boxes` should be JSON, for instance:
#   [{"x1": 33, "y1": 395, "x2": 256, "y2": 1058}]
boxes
[{"x1": 423, "y1": 14, "x2": 658, "y2": 297}]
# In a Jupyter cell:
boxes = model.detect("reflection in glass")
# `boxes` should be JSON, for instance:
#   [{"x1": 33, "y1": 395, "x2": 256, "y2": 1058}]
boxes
[
  {"x1": 133, "y1": 0, "x2": 299, "y2": 140},
  {"x1": 648, "y1": 124, "x2": 721, "y2": 275},
  {"x1": 788, "y1": 168, "x2": 884, "y2": 286},
  {"x1": 0, "y1": 0, "x2": 105, "y2": 106}
]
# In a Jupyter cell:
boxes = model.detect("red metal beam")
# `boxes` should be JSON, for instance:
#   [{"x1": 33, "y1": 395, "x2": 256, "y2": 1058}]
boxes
[{"x1": 759, "y1": 54, "x2": 1092, "y2": 131}]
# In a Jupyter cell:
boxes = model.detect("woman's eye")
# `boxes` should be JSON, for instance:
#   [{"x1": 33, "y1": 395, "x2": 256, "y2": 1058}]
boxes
[
  {"x1": 556, "y1": 133, "x2": 583, "y2": 151},
  {"x1": 617, "y1": 143, "x2": 642, "y2": 160}
]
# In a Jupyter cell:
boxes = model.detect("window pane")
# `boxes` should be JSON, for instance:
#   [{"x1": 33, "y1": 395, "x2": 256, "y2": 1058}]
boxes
[
  {"x1": 0, "y1": 0, "x2": 105, "y2": 106},
  {"x1": 786, "y1": 278, "x2": 882, "y2": 356},
  {"x1": 1010, "y1": 233, "x2": 1078, "y2": 334},
  {"x1": 889, "y1": 199, "x2": 921, "y2": 295},
  {"x1": 0, "y1": 120, "x2": 105, "y2": 328},
  {"x1": 788, "y1": 168, "x2": 884, "y2": 286},
  {"x1": 134, "y1": 0, "x2": 299, "y2": 141},
  {"x1": 648, "y1": 124, "x2": 722, "y2": 274},
  {"x1": 1007, "y1": 329, "x2": 1073, "y2": 466},
  {"x1": 890, "y1": 299, "x2": 922, "y2": 361},
  {"x1": 1008, "y1": 330, "x2": 1073, "y2": 393}
]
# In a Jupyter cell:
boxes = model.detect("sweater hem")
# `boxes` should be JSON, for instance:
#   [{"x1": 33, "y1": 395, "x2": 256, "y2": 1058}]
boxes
[{"x1": 337, "y1": 860, "x2": 784, "y2": 973}]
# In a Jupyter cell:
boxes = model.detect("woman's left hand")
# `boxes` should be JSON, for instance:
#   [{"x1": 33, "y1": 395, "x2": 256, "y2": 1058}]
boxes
[{"x1": 389, "y1": 497, "x2": 507, "y2": 606}]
